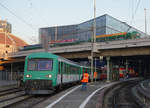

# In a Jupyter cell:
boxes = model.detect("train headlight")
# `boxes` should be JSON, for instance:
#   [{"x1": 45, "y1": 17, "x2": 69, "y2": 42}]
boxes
[
  {"x1": 48, "y1": 74, "x2": 52, "y2": 78},
  {"x1": 26, "y1": 74, "x2": 31, "y2": 78},
  {"x1": 46, "y1": 74, "x2": 52, "y2": 78}
]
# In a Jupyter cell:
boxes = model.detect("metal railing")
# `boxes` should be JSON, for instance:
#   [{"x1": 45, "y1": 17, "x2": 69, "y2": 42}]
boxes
[{"x1": 0, "y1": 71, "x2": 23, "y2": 81}]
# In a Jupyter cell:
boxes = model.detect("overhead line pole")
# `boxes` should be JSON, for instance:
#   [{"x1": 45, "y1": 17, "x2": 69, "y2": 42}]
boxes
[
  {"x1": 91, "y1": 0, "x2": 96, "y2": 82},
  {"x1": 144, "y1": 8, "x2": 147, "y2": 37},
  {"x1": 55, "y1": 26, "x2": 57, "y2": 41},
  {"x1": 93, "y1": 0, "x2": 96, "y2": 43}
]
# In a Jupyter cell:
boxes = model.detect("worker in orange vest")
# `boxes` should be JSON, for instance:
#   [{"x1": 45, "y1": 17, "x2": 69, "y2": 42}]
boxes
[
  {"x1": 81, "y1": 71, "x2": 89, "y2": 91},
  {"x1": 94, "y1": 72, "x2": 97, "y2": 82}
]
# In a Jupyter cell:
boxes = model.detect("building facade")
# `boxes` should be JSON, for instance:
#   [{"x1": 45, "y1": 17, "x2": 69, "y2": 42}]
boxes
[
  {"x1": 39, "y1": 14, "x2": 145, "y2": 44},
  {"x1": 0, "y1": 20, "x2": 12, "y2": 33},
  {"x1": 0, "y1": 19, "x2": 28, "y2": 59}
]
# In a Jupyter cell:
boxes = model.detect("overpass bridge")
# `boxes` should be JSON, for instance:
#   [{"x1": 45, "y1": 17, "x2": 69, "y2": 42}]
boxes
[
  {"x1": 6, "y1": 38, "x2": 150, "y2": 59},
  {"x1": 1, "y1": 38, "x2": 150, "y2": 81}
]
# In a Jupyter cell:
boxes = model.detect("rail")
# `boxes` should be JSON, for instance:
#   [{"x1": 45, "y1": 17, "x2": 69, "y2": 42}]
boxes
[
  {"x1": 102, "y1": 79, "x2": 142, "y2": 108},
  {"x1": 132, "y1": 79, "x2": 150, "y2": 108}
]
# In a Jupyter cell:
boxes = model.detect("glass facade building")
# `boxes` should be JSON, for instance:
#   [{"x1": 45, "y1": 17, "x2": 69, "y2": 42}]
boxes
[{"x1": 39, "y1": 14, "x2": 145, "y2": 44}]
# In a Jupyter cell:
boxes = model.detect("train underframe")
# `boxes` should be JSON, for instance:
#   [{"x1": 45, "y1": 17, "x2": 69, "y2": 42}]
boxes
[{"x1": 24, "y1": 80, "x2": 54, "y2": 94}]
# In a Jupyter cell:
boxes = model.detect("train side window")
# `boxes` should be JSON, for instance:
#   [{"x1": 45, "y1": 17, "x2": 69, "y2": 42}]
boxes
[
  {"x1": 69, "y1": 65, "x2": 72, "y2": 74},
  {"x1": 74, "y1": 66, "x2": 77, "y2": 74},
  {"x1": 61, "y1": 62, "x2": 63, "y2": 74},
  {"x1": 66, "y1": 64, "x2": 67, "y2": 74},
  {"x1": 59, "y1": 62, "x2": 61, "y2": 74},
  {"x1": 62, "y1": 63, "x2": 64, "y2": 74},
  {"x1": 65, "y1": 64, "x2": 67, "y2": 74},
  {"x1": 64, "y1": 63, "x2": 66, "y2": 74},
  {"x1": 70, "y1": 66, "x2": 72, "y2": 74},
  {"x1": 66, "y1": 64, "x2": 68, "y2": 75},
  {"x1": 72, "y1": 66, "x2": 74, "y2": 74},
  {"x1": 68, "y1": 65, "x2": 69, "y2": 74},
  {"x1": 67, "y1": 64, "x2": 70, "y2": 75}
]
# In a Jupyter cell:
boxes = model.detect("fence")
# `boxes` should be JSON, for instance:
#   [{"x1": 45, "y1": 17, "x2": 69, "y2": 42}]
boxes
[{"x1": 0, "y1": 71, "x2": 23, "y2": 81}]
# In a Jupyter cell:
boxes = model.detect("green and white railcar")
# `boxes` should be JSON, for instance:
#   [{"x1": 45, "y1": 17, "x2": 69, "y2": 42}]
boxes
[{"x1": 24, "y1": 52, "x2": 83, "y2": 94}]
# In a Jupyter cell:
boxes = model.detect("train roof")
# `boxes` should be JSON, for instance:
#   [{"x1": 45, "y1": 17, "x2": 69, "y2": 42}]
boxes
[
  {"x1": 58, "y1": 56, "x2": 80, "y2": 67},
  {"x1": 26, "y1": 52, "x2": 80, "y2": 67},
  {"x1": 26, "y1": 52, "x2": 58, "y2": 59}
]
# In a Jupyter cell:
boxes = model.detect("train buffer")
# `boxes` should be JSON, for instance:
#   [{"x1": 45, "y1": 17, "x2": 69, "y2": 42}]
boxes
[{"x1": 32, "y1": 81, "x2": 115, "y2": 108}]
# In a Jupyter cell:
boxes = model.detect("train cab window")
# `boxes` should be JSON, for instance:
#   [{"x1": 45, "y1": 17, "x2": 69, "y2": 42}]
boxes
[
  {"x1": 38, "y1": 60, "x2": 53, "y2": 71},
  {"x1": 28, "y1": 59, "x2": 53, "y2": 71},
  {"x1": 28, "y1": 60, "x2": 36, "y2": 71}
]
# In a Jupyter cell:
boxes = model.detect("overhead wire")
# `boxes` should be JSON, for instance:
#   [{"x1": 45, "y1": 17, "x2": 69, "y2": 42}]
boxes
[
  {"x1": 0, "y1": 2, "x2": 36, "y2": 31},
  {"x1": 0, "y1": 1, "x2": 39, "y2": 44},
  {"x1": 127, "y1": 0, "x2": 141, "y2": 32},
  {"x1": 130, "y1": 0, "x2": 141, "y2": 25},
  {"x1": 26, "y1": 0, "x2": 49, "y2": 44},
  {"x1": 26, "y1": 0, "x2": 49, "y2": 26}
]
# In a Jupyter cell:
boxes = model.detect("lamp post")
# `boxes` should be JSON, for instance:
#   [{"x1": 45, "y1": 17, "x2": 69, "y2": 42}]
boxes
[{"x1": 91, "y1": 0, "x2": 96, "y2": 82}]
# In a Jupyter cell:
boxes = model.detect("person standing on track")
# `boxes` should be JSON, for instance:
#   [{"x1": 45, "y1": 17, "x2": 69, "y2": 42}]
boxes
[{"x1": 81, "y1": 71, "x2": 89, "y2": 91}]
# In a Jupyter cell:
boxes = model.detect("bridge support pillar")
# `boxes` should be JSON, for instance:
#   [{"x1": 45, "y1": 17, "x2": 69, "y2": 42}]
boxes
[
  {"x1": 138, "y1": 60, "x2": 142, "y2": 76},
  {"x1": 125, "y1": 60, "x2": 129, "y2": 76},
  {"x1": 106, "y1": 56, "x2": 112, "y2": 82},
  {"x1": 110, "y1": 60, "x2": 113, "y2": 81},
  {"x1": 106, "y1": 57, "x2": 110, "y2": 82},
  {"x1": 112, "y1": 64, "x2": 119, "y2": 81},
  {"x1": 11, "y1": 63, "x2": 13, "y2": 80},
  {"x1": 144, "y1": 62, "x2": 148, "y2": 77}
]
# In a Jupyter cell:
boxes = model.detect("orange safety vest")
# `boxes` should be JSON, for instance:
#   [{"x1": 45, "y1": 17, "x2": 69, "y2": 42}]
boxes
[
  {"x1": 94, "y1": 72, "x2": 97, "y2": 78},
  {"x1": 81, "y1": 73, "x2": 89, "y2": 83}
]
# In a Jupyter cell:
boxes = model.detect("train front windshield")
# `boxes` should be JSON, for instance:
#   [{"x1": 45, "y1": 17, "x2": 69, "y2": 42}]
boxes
[{"x1": 28, "y1": 59, "x2": 53, "y2": 71}]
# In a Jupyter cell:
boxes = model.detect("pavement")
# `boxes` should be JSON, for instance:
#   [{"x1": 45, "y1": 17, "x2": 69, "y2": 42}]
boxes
[{"x1": 32, "y1": 81, "x2": 115, "y2": 108}]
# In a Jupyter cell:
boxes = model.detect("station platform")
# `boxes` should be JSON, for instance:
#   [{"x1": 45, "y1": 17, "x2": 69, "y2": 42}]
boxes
[
  {"x1": 32, "y1": 81, "x2": 116, "y2": 108},
  {"x1": 0, "y1": 80, "x2": 17, "y2": 87}
]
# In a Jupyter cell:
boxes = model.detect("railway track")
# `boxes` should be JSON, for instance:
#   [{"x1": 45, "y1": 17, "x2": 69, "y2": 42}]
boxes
[
  {"x1": 112, "y1": 82, "x2": 140, "y2": 108},
  {"x1": 0, "y1": 87, "x2": 31, "y2": 108},
  {"x1": 0, "y1": 88, "x2": 21, "y2": 97},
  {"x1": 4, "y1": 95, "x2": 49, "y2": 108},
  {"x1": 0, "y1": 86, "x2": 50, "y2": 108},
  {"x1": 132, "y1": 79, "x2": 150, "y2": 108},
  {"x1": 0, "y1": 85, "x2": 18, "y2": 92},
  {"x1": 103, "y1": 80, "x2": 141, "y2": 108},
  {"x1": 2, "y1": 83, "x2": 77, "y2": 108}
]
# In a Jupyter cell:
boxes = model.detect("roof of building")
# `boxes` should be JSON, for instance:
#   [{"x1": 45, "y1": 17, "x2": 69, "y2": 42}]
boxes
[{"x1": 0, "y1": 32, "x2": 28, "y2": 46}]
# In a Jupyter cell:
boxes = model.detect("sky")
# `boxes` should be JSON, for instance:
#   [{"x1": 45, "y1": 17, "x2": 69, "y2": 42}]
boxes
[{"x1": 0, "y1": 0, "x2": 150, "y2": 44}]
